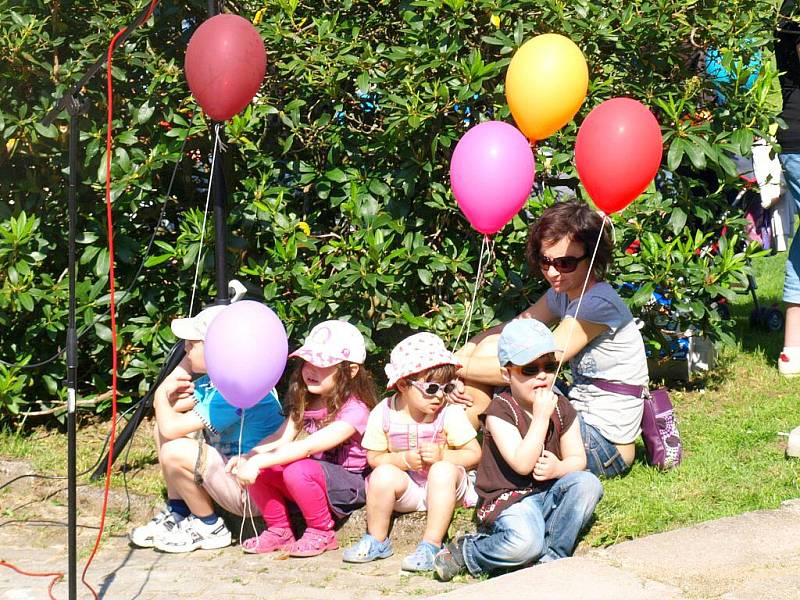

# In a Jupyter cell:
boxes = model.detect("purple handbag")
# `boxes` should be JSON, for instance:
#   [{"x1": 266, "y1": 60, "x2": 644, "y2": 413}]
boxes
[
  {"x1": 640, "y1": 389, "x2": 682, "y2": 469},
  {"x1": 589, "y1": 379, "x2": 683, "y2": 470}
]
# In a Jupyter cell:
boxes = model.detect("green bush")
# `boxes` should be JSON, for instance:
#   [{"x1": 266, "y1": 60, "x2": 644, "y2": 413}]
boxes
[{"x1": 0, "y1": 0, "x2": 781, "y2": 420}]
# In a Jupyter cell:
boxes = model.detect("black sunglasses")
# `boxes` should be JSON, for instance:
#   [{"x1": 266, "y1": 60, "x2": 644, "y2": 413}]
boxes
[
  {"x1": 538, "y1": 253, "x2": 588, "y2": 274},
  {"x1": 410, "y1": 380, "x2": 458, "y2": 396},
  {"x1": 519, "y1": 361, "x2": 559, "y2": 376}
]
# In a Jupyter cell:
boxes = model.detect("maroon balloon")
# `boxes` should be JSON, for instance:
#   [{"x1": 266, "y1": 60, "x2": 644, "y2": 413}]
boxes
[
  {"x1": 185, "y1": 14, "x2": 267, "y2": 121},
  {"x1": 575, "y1": 98, "x2": 663, "y2": 214}
]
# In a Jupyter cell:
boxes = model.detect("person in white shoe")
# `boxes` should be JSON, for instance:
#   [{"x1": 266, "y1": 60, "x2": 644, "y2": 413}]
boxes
[
  {"x1": 776, "y1": 2, "x2": 800, "y2": 378},
  {"x1": 129, "y1": 304, "x2": 284, "y2": 553}
]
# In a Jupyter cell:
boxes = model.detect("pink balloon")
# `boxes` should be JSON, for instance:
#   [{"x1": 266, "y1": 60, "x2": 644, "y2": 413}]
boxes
[
  {"x1": 450, "y1": 121, "x2": 535, "y2": 234},
  {"x1": 204, "y1": 301, "x2": 288, "y2": 409}
]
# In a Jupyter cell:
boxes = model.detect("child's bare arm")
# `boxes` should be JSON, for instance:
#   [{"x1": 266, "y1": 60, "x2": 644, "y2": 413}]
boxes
[
  {"x1": 440, "y1": 437, "x2": 481, "y2": 469},
  {"x1": 487, "y1": 411, "x2": 550, "y2": 475},
  {"x1": 247, "y1": 418, "x2": 296, "y2": 455}
]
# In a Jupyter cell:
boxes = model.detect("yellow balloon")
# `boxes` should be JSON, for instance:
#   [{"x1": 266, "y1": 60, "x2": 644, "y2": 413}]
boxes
[{"x1": 505, "y1": 34, "x2": 589, "y2": 142}]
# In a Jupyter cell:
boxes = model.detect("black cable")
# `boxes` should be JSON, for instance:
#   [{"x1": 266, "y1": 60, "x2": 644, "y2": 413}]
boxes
[{"x1": 0, "y1": 135, "x2": 188, "y2": 370}]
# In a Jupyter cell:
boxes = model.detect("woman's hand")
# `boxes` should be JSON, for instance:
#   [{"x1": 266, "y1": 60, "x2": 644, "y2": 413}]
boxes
[
  {"x1": 532, "y1": 450, "x2": 561, "y2": 481},
  {"x1": 446, "y1": 379, "x2": 473, "y2": 407}
]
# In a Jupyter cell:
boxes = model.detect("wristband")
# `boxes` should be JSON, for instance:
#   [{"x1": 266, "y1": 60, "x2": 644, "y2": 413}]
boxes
[{"x1": 401, "y1": 451, "x2": 413, "y2": 471}]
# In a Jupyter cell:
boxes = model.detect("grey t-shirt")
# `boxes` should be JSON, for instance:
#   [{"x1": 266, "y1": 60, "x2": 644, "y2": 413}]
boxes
[{"x1": 546, "y1": 282, "x2": 649, "y2": 444}]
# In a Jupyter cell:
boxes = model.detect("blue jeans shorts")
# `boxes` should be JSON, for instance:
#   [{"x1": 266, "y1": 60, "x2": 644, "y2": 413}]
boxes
[
  {"x1": 779, "y1": 153, "x2": 800, "y2": 304},
  {"x1": 578, "y1": 414, "x2": 630, "y2": 479}
]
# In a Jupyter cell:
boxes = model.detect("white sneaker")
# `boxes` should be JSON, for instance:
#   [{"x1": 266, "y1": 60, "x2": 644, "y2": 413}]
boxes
[
  {"x1": 778, "y1": 351, "x2": 800, "y2": 378},
  {"x1": 129, "y1": 509, "x2": 184, "y2": 548},
  {"x1": 153, "y1": 515, "x2": 232, "y2": 553}
]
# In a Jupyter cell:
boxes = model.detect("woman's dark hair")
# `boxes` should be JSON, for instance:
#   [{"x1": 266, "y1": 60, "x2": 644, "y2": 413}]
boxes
[
  {"x1": 526, "y1": 200, "x2": 613, "y2": 279},
  {"x1": 397, "y1": 363, "x2": 458, "y2": 389},
  {"x1": 285, "y1": 360, "x2": 378, "y2": 428}
]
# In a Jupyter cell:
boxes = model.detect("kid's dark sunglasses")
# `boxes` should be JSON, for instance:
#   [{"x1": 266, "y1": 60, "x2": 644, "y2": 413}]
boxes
[
  {"x1": 519, "y1": 361, "x2": 559, "y2": 376},
  {"x1": 538, "y1": 253, "x2": 588, "y2": 273}
]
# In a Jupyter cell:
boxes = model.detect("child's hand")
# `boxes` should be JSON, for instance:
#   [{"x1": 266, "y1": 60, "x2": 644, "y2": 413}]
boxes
[
  {"x1": 225, "y1": 455, "x2": 245, "y2": 475},
  {"x1": 532, "y1": 450, "x2": 561, "y2": 481},
  {"x1": 420, "y1": 442, "x2": 445, "y2": 465},
  {"x1": 402, "y1": 449, "x2": 424, "y2": 471},
  {"x1": 164, "y1": 373, "x2": 194, "y2": 405},
  {"x1": 232, "y1": 458, "x2": 260, "y2": 487},
  {"x1": 531, "y1": 388, "x2": 557, "y2": 418},
  {"x1": 446, "y1": 380, "x2": 473, "y2": 407}
]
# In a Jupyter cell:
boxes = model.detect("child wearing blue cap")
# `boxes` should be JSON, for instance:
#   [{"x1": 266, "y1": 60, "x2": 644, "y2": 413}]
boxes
[{"x1": 434, "y1": 318, "x2": 603, "y2": 581}]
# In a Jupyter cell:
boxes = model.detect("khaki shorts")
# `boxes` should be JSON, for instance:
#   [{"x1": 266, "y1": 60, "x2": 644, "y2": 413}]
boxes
[
  {"x1": 393, "y1": 465, "x2": 471, "y2": 513},
  {"x1": 195, "y1": 439, "x2": 261, "y2": 517}
]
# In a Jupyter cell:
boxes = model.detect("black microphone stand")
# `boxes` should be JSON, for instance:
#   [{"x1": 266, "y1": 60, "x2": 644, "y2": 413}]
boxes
[
  {"x1": 90, "y1": 0, "x2": 233, "y2": 482},
  {"x1": 41, "y1": 4, "x2": 158, "y2": 599},
  {"x1": 207, "y1": 0, "x2": 230, "y2": 306}
]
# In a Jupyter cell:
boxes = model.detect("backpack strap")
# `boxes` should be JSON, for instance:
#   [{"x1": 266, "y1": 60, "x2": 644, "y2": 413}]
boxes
[{"x1": 381, "y1": 397, "x2": 392, "y2": 434}]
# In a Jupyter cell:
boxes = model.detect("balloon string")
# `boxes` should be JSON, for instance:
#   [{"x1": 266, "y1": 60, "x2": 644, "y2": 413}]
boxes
[
  {"x1": 454, "y1": 235, "x2": 491, "y2": 351},
  {"x1": 549, "y1": 216, "x2": 608, "y2": 391},
  {"x1": 236, "y1": 409, "x2": 256, "y2": 547},
  {"x1": 189, "y1": 123, "x2": 220, "y2": 316}
]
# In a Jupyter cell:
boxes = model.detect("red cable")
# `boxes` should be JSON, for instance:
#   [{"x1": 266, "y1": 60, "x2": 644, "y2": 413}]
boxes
[
  {"x1": 0, "y1": 561, "x2": 63, "y2": 599},
  {"x1": 1, "y1": 3, "x2": 161, "y2": 598},
  {"x1": 79, "y1": 2, "x2": 160, "y2": 598}
]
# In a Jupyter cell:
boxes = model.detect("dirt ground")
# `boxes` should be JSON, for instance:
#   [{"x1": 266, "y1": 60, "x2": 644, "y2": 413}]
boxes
[{"x1": 0, "y1": 458, "x2": 470, "y2": 599}]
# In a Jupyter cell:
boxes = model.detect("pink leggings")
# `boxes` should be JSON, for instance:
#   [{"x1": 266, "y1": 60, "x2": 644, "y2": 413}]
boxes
[{"x1": 248, "y1": 459, "x2": 334, "y2": 531}]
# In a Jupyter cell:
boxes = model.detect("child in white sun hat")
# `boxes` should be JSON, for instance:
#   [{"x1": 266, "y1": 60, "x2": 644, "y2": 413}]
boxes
[{"x1": 343, "y1": 332, "x2": 481, "y2": 573}]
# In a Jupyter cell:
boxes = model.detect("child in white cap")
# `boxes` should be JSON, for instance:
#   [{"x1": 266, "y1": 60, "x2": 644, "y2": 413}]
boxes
[
  {"x1": 434, "y1": 318, "x2": 603, "y2": 581},
  {"x1": 129, "y1": 305, "x2": 285, "y2": 553},
  {"x1": 342, "y1": 332, "x2": 481, "y2": 572},
  {"x1": 227, "y1": 320, "x2": 377, "y2": 558}
]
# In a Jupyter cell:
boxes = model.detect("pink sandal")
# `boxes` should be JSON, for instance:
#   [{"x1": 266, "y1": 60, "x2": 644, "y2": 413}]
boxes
[
  {"x1": 242, "y1": 527, "x2": 295, "y2": 554},
  {"x1": 287, "y1": 528, "x2": 339, "y2": 557}
]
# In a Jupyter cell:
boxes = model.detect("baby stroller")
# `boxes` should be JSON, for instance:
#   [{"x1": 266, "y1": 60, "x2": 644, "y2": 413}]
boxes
[{"x1": 717, "y1": 151, "x2": 785, "y2": 332}]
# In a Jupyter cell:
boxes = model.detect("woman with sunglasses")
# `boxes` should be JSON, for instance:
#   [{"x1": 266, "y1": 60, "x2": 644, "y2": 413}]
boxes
[{"x1": 456, "y1": 200, "x2": 649, "y2": 478}]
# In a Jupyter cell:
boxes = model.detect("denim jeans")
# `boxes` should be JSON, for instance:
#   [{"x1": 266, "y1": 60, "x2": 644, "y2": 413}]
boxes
[
  {"x1": 579, "y1": 414, "x2": 630, "y2": 479},
  {"x1": 779, "y1": 153, "x2": 800, "y2": 304},
  {"x1": 461, "y1": 471, "x2": 603, "y2": 576}
]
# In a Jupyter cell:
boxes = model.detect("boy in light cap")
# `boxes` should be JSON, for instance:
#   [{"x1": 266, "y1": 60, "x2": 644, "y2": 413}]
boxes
[
  {"x1": 129, "y1": 304, "x2": 284, "y2": 554},
  {"x1": 434, "y1": 318, "x2": 603, "y2": 581}
]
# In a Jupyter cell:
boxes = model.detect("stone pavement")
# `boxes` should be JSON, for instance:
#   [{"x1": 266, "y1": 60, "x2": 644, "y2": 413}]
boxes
[
  {"x1": 432, "y1": 499, "x2": 800, "y2": 600},
  {"x1": 2, "y1": 456, "x2": 800, "y2": 599}
]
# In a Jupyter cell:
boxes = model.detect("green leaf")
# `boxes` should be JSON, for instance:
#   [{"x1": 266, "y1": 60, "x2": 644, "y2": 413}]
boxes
[
  {"x1": 137, "y1": 102, "x2": 155, "y2": 124},
  {"x1": 326, "y1": 168, "x2": 348, "y2": 183},
  {"x1": 667, "y1": 139, "x2": 686, "y2": 171}
]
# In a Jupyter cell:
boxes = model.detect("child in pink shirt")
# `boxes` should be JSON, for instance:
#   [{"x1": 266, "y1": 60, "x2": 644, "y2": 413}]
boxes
[{"x1": 227, "y1": 320, "x2": 377, "y2": 557}]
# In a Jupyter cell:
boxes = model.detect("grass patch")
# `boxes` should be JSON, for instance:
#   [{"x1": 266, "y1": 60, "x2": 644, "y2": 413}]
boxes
[
  {"x1": 0, "y1": 252, "x2": 799, "y2": 548},
  {"x1": 585, "y1": 249, "x2": 800, "y2": 546},
  {"x1": 0, "y1": 415, "x2": 164, "y2": 498}
]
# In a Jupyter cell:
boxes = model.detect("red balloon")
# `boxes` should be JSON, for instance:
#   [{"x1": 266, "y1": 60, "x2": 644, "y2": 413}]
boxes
[
  {"x1": 185, "y1": 14, "x2": 266, "y2": 121},
  {"x1": 574, "y1": 98, "x2": 663, "y2": 214}
]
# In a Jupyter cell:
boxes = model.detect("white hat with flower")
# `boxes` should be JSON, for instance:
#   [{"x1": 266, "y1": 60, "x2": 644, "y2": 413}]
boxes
[{"x1": 384, "y1": 332, "x2": 462, "y2": 389}]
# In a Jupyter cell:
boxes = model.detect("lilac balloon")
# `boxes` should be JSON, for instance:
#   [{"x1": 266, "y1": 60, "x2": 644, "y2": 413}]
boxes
[
  {"x1": 204, "y1": 301, "x2": 288, "y2": 409},
  {"x1": 450, "y1": 121, "x2": 535, "y2": 234}
]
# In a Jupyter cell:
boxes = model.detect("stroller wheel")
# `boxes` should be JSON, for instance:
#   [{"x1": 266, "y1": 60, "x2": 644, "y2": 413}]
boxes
[{"x1": 765, "y1": 308, "x2": 784, "y2": 332}]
